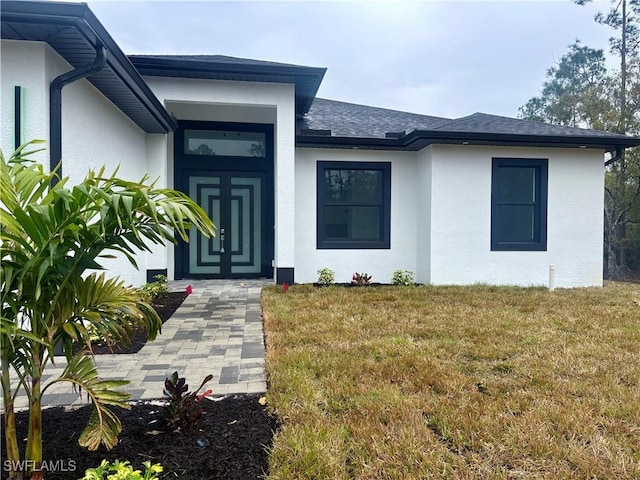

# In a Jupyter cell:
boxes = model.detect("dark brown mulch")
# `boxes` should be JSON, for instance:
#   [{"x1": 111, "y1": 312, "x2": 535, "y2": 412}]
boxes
[
  {"x1": 78, "y1": 291, "x2": 188, "y2": 355},
  {"x1": 1, "y1": 395, "x2": 278, "y2": 479}
]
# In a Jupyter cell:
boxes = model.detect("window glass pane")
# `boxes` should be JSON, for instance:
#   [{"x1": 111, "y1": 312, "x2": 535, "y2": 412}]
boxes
[
  {"x1": 324, "y1": 206, "x2": 349, "y2": 239},
  {"x1": 317, "y1": 161, "x2": 391, "y2": 249},
  {"x1": 324, "y1": 169, "x2": 381, "y2": 204},
  {"x1": 185, "y1": 130, "x2": 265, "y2": 157},
  {"x1": 497, "y1": 205, "x2": 535, "y2": 242},
  {"x1": 351, "y1": 206, "x2": 381, "y2": 240},
  {"x1": 497, "y1": 167, "x2": 536, "y2": 203},
  {"x1": 323, "y1": 206, "x2": 381, "y2": 241},
  {"x1": 351, "y1": 170, "x2": 381, "y2": 204}
]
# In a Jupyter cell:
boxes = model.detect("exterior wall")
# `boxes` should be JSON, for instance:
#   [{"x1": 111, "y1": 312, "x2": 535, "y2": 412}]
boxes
[
  {"x1": 2, "y1": 40, "x2": 151, "y2": 286},
  {"x1": 45, "y1": 47, "x2": 149, "y2": 190},
  {"x1": 295, "y1": 144, "x2": 604, "y2": 287},
  {"x1": 1, "y1": 40, "x2": 50, "y2": 164},
  {"x1": 46, "y1": 46, "x2": 150, "y2": 287},
  {"x1": 145, "y1": 134, "x2": 170, "y2": 274},
  {"x1": 294, "y1": 148, "x2": 418, "y2": 284},
  {"x1": 143, "y1": 76, "x2": 296, "y2": 280},
  {"x1": 428, "y1": 145, "x2": 604, "y2": 287},
  {"x1": 1, "y1": 40, "x2": 608, "y2": 288},
  {"x1": 415, "y1": 147, "x2": 433, "y2": 284}
]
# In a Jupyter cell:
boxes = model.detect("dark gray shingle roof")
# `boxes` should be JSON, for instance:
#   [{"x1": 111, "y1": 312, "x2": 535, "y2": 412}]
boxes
[
  {"x1": 297, "y1": 98, "x2": 640, "y2": 150},
  {"x1": 435, "y1": 112, "x2": 631, "y2": 139},
  {"x1": 298, "y1": 98, "x2": 451, "y2": 138}
]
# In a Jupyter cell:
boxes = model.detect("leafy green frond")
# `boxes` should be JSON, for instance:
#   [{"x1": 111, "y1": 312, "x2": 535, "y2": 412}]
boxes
[
  {"x1": 48, "y1": 354, "x2": 131, "y2": 450},
  {"x1": 0, "y1": 317, "x2": 48, "y2": 350},
  {"x1": 1, "y1": 140, "x2": 216, "y2": 467}
]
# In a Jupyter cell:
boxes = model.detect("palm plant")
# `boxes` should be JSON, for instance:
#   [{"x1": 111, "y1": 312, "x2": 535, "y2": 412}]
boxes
[{"x1": 0, "y1": 141, "x2": 215, "y2": 480}]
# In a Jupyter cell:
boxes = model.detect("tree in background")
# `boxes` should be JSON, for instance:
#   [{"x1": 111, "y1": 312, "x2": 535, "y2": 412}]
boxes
[
  {"x1": 518, "y1": 41, "x2": 608, "y2": 127},
  {"x1": 520, "y1": 0, "x2": 640, "y2": 278}
]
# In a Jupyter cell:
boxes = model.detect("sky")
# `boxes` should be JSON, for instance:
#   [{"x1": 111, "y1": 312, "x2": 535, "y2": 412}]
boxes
[{"x1": 77, "y1": 0, "x2": 619, "y2": 119}]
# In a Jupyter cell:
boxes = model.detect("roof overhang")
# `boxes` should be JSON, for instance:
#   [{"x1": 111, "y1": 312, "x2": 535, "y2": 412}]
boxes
[
  {"x1": 297, "y1": 129, "x2": 640, "y2": 153},
  {"x1": 129, "y1": 56, "x2": 327, "y2": 117},
  {"x1": 1, "y1": 0, "x2": 176, "y2": 133}
]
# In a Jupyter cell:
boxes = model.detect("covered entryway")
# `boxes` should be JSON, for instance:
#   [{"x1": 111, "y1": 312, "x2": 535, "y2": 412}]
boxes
[{"x1": 174, "y1": 121, "x2": 274, "y2": 279}]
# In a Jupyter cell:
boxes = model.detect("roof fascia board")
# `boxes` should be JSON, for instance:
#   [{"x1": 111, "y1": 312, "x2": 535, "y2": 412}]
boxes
[
  {"x1": 131, "y1": 56, "x2": 326, "y2": 115},
  {"x1": 297, "y1": 135, "x2": 398, "y2": 149},
  {"x1": 1, "y1": 0, "x2": 88, "y2": 21},
  {"x1": 2, "y1": 1, "x2": 176, "y2": 133},
  {"x1": 405, "y1": 129, "x2": 640, "y2": 148},
  {"x1": 297, "y1": 130, "x2": 640, "y2": 150},
  {"x1": 131, "y1": 57, "x2": 327, "y2": 79},
  {"x1": 70, "y1": 8, "x2": 177, "y2": 132}
]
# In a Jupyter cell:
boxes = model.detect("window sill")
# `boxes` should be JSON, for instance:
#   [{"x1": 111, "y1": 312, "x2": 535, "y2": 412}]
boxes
[{"x1": 317, "y1": 241, "x2": 390, "y2": 250}]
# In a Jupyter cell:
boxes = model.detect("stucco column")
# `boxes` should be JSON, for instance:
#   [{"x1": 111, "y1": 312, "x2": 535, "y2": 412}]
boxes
[
  {"x1": 274, "y1": 100, "x2": 296, "y2": 284},
  {"x1": 146, "y1": 133, "x2": 170, "y2": 282}
]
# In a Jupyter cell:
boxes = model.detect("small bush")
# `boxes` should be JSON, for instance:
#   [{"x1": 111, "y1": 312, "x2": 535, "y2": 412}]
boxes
[
  {"x1": 391, "y1": 270, "x2": 415, "y2": 286},
  {"x1": 163, "y1": 371, "x2": 213, "y2": 431},
  {"x1": 141, "y1": 274, "x2": 168, "y2": 300},
  {"x1": 79, "y1": 459, "x2": 163, "y2": 480},
  {"x1": 317, "y1": 268, "x2": 336, "y2": 285},
  {"x1": 352, "y1": 272, "x2": 372, "y2": 286}
]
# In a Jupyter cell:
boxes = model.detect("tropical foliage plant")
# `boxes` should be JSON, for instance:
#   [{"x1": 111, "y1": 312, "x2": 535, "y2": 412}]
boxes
[
  {"x1": 0, "y1": 141, "x2": 215, "y2": 479},
  {"x1": 351, "y1": 272, "x2": 372, "y2": 286},
  {"x1": 163, "y1": 372, "x2": 213, "y2": 430},
  {"x1": 139, "y1": 274, "x2": 169, "y2": 300},
  {"x1": 79, "y1": 459, "x2": 163, "y2": 480},
  {"x1": 163, "y1": 371, "x2": 213, "y2": 431}
]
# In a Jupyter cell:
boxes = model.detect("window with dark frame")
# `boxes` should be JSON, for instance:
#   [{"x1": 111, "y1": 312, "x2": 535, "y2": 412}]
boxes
[
  {"x1": 317, "y1": 161, "x2": 391, "y2": 249},
  {"x1": 491, "y1": 158, "x2": 548, "y2": 251}
]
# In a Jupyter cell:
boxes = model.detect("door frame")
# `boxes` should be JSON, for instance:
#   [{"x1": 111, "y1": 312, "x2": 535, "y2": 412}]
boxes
[{"x1": 173, "y1": 120, "x2": 274, "y2": 279}]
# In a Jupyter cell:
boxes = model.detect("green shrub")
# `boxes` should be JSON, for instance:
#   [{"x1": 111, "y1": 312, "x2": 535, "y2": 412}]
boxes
[
  {"x1": 317, "y1": 267, "x2": 336, "y2": 285},
  {"x1": 140, "y1": 274, "x2": 168, "y2": 300},
  {"x1": 391, "y1": 270, "x2": 415, "y2": 286},
  {"x1": 79, "y1": 459, "x2": 163, "y2": 480}
]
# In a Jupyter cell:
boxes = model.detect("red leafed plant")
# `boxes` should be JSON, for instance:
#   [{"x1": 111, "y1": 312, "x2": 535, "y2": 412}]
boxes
[
  {"x1": 283, "y1": 282, "x2": 290, "y2": 292},
  {"x1": 352, "y1": 272, "x2": 372, "y2": 286},
  {"x1": 163, "y1": 372, "x2": 213, "y2": 431}
]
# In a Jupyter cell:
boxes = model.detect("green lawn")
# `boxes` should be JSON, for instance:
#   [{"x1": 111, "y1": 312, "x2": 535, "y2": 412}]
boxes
[{"x1": 262, "y1": 283, "x2": 640, "y2": 479}]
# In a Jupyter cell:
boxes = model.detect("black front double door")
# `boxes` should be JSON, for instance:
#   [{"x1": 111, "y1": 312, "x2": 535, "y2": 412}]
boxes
[
  {"x1": 175, "y1": 121, "x2": 274, "y2": 279},
  {"x1": 186, "y1": 172, "x2": 268, "y2": 277}
]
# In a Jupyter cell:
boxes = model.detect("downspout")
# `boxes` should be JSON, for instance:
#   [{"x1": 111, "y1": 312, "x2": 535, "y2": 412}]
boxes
[
  {"x1": 50, "y1": 43, "x2": 107, "y2": 182},
  {"x1": 605, "y1": 147, "x2": 623, "y2": 167}
]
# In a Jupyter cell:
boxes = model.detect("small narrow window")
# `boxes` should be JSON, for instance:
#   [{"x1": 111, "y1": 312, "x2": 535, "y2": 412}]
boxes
[
  {"x1": 184, "y1": 129, "x2": 266, "y2": 157},
  {"x1": 491, "y1": 158, "x2": 548, "y2": 251},
  {"x1": 317, "y1": 161, "x2": 391, "y2": 249}
]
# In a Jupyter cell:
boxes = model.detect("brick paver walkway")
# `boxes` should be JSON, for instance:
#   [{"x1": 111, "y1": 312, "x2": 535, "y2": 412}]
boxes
[{"x1": 11, "y1": 280, "x2": 269, "y2": 409}]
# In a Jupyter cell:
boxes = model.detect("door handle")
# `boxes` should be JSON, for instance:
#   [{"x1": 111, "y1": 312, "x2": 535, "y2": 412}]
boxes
[{"x1": 220, "y1": 228, "x2": 225, "y2": 254}]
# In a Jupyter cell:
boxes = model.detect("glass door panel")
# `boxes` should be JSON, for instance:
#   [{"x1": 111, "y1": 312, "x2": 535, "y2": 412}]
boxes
[
  {"x1": 188, "y1": 176, "x2": 221, "y2": 274},
  {"x1": 186, "y1": 173, "x2": 264, "y2": 277},
  {"x1": 230, "y1": 176, "x2": 261, "y2": 274}
]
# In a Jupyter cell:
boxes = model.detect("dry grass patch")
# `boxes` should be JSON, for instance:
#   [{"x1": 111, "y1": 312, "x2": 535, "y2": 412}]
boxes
[{"x1": 262, "y1": 283, "x2": 640, "y2": 479}]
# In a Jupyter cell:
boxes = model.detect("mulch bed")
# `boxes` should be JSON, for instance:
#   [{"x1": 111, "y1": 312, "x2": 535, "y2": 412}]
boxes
[
  {"x1": 77, "y1": 291, "x2": 188, "y2": 355},
  {"x1": 2, "y1": 395, "x2": 278, "y2": 479},
  {"x1": 2, "y1": 291, "x2": 279, "y2": 479}
]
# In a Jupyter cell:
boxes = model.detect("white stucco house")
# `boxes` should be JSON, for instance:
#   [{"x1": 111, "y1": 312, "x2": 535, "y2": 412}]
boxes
[{"x1": 2, "y1": 1, "x2": 639, "y2": 288}]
